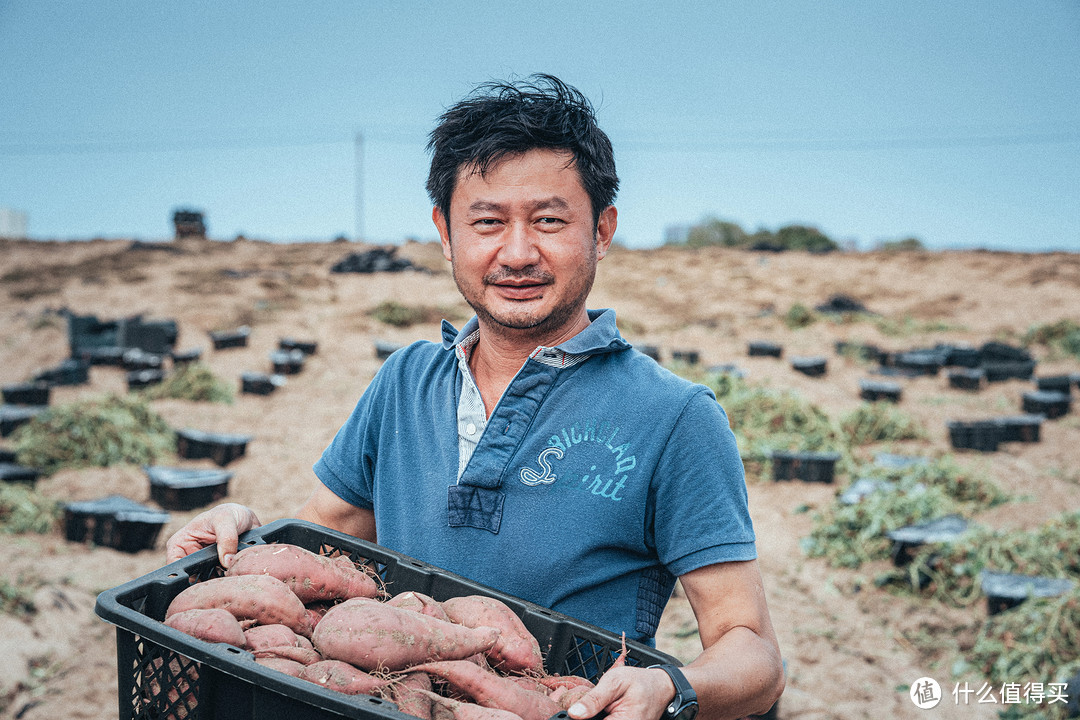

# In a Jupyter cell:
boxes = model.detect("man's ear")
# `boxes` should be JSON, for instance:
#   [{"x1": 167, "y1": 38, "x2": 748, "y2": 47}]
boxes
[
  {"x1": 432, "y1": 206, "x2": 452, "y2": 262},
  {"x1": 595, "y1": 205, "x2": 618, "y2": 260}
]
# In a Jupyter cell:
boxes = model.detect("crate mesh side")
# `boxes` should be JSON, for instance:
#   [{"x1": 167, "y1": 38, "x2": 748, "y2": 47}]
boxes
[
  {"x1": 561, "y1": 636, "x2": 643, "y2": 682},
  {"x1": 124, "y1": 634, "x2": 202, "y2": 720}
]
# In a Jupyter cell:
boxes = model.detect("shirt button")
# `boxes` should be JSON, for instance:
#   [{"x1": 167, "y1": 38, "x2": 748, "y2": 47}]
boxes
[{"x1": 466, "y1": 422, "x2": 477, "y2": 436}]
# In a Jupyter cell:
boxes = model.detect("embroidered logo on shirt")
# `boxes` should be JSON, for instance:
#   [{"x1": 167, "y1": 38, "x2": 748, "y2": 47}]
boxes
[
  {"x1": 518, "y1": 419, "x2": 637, "y2": 501},
  {"x1": 519, "y1": 446, "x2": 563, "y2": 486}
]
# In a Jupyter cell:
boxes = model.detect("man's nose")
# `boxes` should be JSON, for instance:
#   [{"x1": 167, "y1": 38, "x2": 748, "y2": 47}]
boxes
[{"x1": 497, "y1": 222, "x2": 541, "y2": 268}]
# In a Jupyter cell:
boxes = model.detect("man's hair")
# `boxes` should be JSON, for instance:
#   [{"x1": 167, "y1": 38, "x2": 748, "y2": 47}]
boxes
[{"x1": 426, "y1": 74, "x2": 619, "y2": 227}]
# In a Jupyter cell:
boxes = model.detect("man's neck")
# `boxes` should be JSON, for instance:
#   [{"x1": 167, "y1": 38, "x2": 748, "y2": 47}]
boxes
[{"x1": 467, "y1": 312, "x2": 591, "y2": 416}]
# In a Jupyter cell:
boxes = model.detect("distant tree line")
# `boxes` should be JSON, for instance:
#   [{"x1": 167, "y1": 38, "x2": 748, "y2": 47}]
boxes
[{"x1": 667, "y1": 216, "x2": 925, "y2": 253}]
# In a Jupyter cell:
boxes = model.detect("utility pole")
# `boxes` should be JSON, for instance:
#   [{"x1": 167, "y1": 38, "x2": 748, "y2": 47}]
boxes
[{"x1": 354, "y1": 131, "x2": 364, "y2": 242}]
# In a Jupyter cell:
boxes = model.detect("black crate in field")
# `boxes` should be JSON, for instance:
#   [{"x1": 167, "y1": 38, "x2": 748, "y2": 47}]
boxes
[
  {"x1": 176, "y1": 428, "x2": 253, "y2": 466},
  {"x1": 64, "y1": 495, "x2": 171, "y2": 553},
  {"x1": 858, "y1": 379, "x2": 902, "y2": 403},
  {"x1": 994, "y1": 415, "x2": 1043, "y2": 443},
  {"x1": 982, "y1": 361, "x2": 1036, "y2": 383},
  {"x1": 946, "y1": 420, "x2": 1002, "y2": 452},
  {"x1": 748, "y1": 341, "x2": 783, "y2": 358},
  {"x1": 241, "y1": 371, "x2": 286, "y2": 396},
  {"x1": 887, "y1": 514, "x2": 969, "y2": 567},
  {"x1": 209, "y1": 326, "x2": 251, "y2": 350},
  {"x1": 1034, "y1": 375, "x2": 1074, "y2": 394},
  {"x1": 145, "y1": 466, "x2": 233, "y2": 511},
  {"x1": 280, "y1": 338, "x2": 318, "y2": 356},
  {"x1": 980, "y1": 571, "x2": 1075, "y2": 616},
  {"x1": 948, "y1": 368, "x2": 985, "y2": 391},
  {"x1": 0, "y1": 404, "x2": 46, "y2": 437},
  {"x1": 771, "y1": 450, "x2": 841, "y2": 483},
  {"x1": 94, "y1": 519, "x2": 678, "y2": 720},
  {"x1": 1, "y1": 382, "x2": 50, "y2": 406},
  {"x1": 270, "y1": 349, "x2": 306, "y2": 375},
  {"x1": 1021, "y1": 390, "x2": 1071, "y2": 419},
  {"x1": 791, "y1": 356, "x2": 827, "y2": 377}
]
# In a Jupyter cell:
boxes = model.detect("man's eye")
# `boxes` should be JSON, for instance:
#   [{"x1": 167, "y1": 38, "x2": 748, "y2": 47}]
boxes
[
  {"x1": 537, "y1": 217, "x2": 565, "y2": 226},
  {"x1": 473, "y1": 219, "x2": 501, "y2": 227}
]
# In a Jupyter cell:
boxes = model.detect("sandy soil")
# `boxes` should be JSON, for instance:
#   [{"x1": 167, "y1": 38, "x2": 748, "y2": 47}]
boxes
[{"x1": 0, "y1": 237, "x2": 1078, "y2": 719}]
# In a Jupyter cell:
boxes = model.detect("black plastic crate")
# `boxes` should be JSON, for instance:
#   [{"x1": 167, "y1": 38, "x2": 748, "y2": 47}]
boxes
[
  {"x1": 994, "y1": 415, "x2": 1043, "y2": 443},
  {"x1": 64, "y1": 495, "x2": 171, "y2": 553},
  {"x1": 0, "y1": 462, "x2": 41, "y2": 486},
  {"x1": 94, "y1": 519, "x2": 678, "y2": 720},
  {"x1": 241, "y1": 371, "x2": 286, "y2": 396},
  {"x1": 982, "y1": 361, "x2": 1036, "y2": 383},
  {"x1": 280, "y1": 338, "x2": 318, "y2": 356},
  {"x1": 947, "y1": 368, "x2": 985, "y2": 391},
  {"x1": 120, "y1": 318, "x2": 179, "y2": 355},
  {"x1": 791, "y1": 356, "x2": 827, "y2": 377},
  {"x1": 34, "y1": 358, "x2": 90, "y2": 386},
  {"x1": 893, "y1": 351, "x2": 942, "y2": 377},
  {"x1": 748, "y1": 341, "x2": 783, "y2": 358},
  {"x1": 770, "y1": 450, "x2": 841, "y2": 483},
  {"x1": 936, "y1": 343, "x2": 980, "y2": 368},
  {"x1": 670, "y1": 349, "x2": 700, "y2": 365},
  {"x1": 0, "y1": 404, "x2": 47, "y2": 437},
  {"x1": 128, "y1": 369, "x2": 167, "y2": 391},
  {"x1": 980, "y1": 571, "x2": 1075, "y2": 616},
  {"x1": 209, "y1": 326, "x2": 251, "y2": 350},
  {"x1": 123, "y1": 349, "x2": 165, "y2": 372},
  {"x1": 171, "y1": 348, "x2": 204, "y2": 365},
  {"x1": 1, "y1": 382, "x2": 50, "y2": 406},
  {"x1": 1021, "y1": 390, "x2": 1071, "y2": 419},
  {"x1": 946, "y1": 419, "x2": 1002, "y2": 452},
  {"x1": 636, "y1": 344, "x2": 661, "y2": 362},
  {"x1": 270, "y1": 349, "x2": 306, "y2": 375},
  {"x1": 858, "y1": 379, "x2": 902, "y2": 403},
  {"x1": 176, "y1": 429, "x2": 253, "y2": 467},
  {"x1": 145, "y1": 466, "x2": 233, "y2": 511},
  {"x1": 887, "y1": 514, "x2": 969, "y2": 567},
  {"x1": 1034, "y1": 374, "x2": 1074, "y2": 394},
  {"x1": 0, "y1": 448, "x2": 16, "y2": 463},
  {"x1": 978, "y1": 341, "x2": 1033, "y2": 365},
  {"x1": 79, "y1": 345, "x2": 127, "y2": 366}
]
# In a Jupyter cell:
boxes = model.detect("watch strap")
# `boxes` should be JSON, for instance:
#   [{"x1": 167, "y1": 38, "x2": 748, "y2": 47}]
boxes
[{"x1": 649, "y1": 663, "x2": 698, "y2": 720}]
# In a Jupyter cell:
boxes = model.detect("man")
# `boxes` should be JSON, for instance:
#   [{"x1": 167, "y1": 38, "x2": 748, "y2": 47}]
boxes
[{"x1": 167, "y1": 74, "x2": 784, "y2": 720}]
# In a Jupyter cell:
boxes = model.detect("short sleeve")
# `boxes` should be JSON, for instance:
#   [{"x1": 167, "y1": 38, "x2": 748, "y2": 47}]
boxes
[{"x1": 650, "y1": 389, "x2": 757, "y2": 577}]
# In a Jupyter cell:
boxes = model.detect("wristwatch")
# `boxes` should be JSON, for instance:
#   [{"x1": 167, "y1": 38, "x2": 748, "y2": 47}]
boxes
[{"x1": 649, "y1": 664, "x2": 699, "y2": 720}]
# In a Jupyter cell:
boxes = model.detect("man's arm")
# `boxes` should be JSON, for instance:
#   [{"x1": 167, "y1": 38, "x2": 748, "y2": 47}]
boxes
[
  {"x1": 568, "y1": 559, "x2": 784, "y2": 720},
  {"x1": 165, "y1": 475, "x2": 376, "y2": 567},
  {"x1": 295, "y1": 482, "x2": 377, "y2": 543}
]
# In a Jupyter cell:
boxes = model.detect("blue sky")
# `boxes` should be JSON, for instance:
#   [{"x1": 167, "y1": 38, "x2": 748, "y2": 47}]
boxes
[{"x1": 1, "y1": 1, "x2": 1078, "y2": 251}]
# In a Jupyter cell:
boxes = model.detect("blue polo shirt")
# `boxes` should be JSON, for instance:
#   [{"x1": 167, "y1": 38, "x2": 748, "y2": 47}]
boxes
[{"x1": 314, "y1": 309, "x2": 756, "y2": 641}]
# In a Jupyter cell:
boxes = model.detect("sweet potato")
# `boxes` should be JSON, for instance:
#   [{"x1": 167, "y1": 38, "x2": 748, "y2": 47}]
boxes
[
  {"x1": 549, "y1": 683, "x2": 591, "y2": 710},
  {"x1": 386, "y1": 590, "x2": 451, "y2": 622},
  {"x1": 297, "y1": 659, "x2": 390, "y2": 695},
  {"x1": 409, "y1": 661, "x2": 560, "y2": 720},
  {"x1": 388, "y1": 670, "x2": 435, "y2": 719},
  {"x1": 164, "y1": 607, "x2": 247, "y2": 648},
  {"x1": 440, "y1": 595, "x2": 544, "y2": 674},
  {"x1": 166, "y1": 574, "x2": 313, "y2": 638},
  {"x1": 225, "y1": 543, "x2": 380, "y2": 603},
  {"x1": 312, "y1": 597, "x2": 500, "y2": 672},
  {"x1": 535, "y1": 674, "x2": 593, "y2": 691},
  {"x1": 244, "y1": 623, "x2": 312, "y2": 651},
  {"x1": 252, "y1": 645, "x2": 323, "y2": 665},
  {"x1": 416, "y1": 690, "x2": 525, "y2": 720},
  {"x1": 255, "y1": 656, "x2": 306, "y2": 677}
]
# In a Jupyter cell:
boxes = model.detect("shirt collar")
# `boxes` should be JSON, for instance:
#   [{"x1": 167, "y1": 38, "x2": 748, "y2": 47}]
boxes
[{"x1": 440, "y1": 309, "x2": 631, "y2": 356}]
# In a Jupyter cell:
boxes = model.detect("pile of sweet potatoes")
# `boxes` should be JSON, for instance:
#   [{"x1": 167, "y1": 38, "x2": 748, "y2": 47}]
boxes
[{"x1": 163, "y1": 542, "x2": 613, "y2": 720}]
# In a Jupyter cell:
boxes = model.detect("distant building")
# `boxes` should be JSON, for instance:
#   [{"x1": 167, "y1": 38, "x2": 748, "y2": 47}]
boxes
[
  {"x1": 172, "y1": 208, "x2": 207, "y2": 239},
  {"x1": 664, "y1": 223, "x2": 691, "y2": 246},
  {"x1": 0, "y1": 208, "x2": 28, "y2": 239}
]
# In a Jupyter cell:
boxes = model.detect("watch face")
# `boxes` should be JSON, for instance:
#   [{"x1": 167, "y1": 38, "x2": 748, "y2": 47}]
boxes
[{"x1": 672, "y1": 703, "x2": 698, "y2": 720}]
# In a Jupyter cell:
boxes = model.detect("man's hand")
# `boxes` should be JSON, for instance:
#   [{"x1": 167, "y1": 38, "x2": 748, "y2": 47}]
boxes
[
  {"x1": 567, "y1": 665, "x2": 676, "y2": 720},
  {"x1": 165, "y1": 503, "x2": 262, "y2": 568}
]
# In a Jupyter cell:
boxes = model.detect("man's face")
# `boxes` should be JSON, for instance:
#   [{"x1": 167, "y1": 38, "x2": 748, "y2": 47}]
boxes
[{"x1": 433, "y1": 148, "x2": 617, "y2": 342}]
